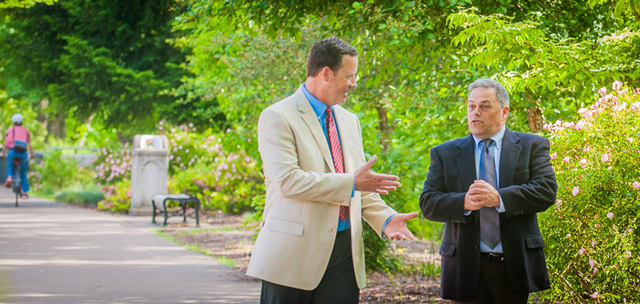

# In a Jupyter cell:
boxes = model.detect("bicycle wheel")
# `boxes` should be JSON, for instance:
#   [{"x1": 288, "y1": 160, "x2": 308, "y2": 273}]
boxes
[{"x1": 13, "y1": 164, "x2": 21, "y2": 207}]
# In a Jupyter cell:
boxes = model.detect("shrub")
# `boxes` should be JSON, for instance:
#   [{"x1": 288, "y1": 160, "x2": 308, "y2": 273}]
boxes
[
  {"x1": 98, "y1": 179, "x2": 131, "y2": 214},
  {"x1": 29, "y1": 150, "x2": 92, "y2": 195},
  {"x1": 168, "y1": 144, "x2": 264, "y2": 214},
  {"x1": 539, "y1": 81, "x2": 640, "y2": 302},
  {"x1": 159, "y1": 121, "x2": 265, "y2": 214},
  {"x1": 93, "y1": 146, "x2": 131, "y2": 185},
  {"x1": 55, "y1": 189, "x2": 105, "y2": 206}
]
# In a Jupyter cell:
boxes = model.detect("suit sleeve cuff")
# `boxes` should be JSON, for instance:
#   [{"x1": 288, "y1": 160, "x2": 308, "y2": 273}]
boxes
[
  {"x1": 351, "y1": 178, "x2": 355, "y2": 197},
  {"x1": 381, "y1": 214, "x2": 395, "y2": 238},
  {"x1": 496, "y1": 195, "x2": 505, "y2": 213}
]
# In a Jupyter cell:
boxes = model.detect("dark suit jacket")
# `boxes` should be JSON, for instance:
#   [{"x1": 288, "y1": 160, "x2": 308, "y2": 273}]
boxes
[{"x1": 419, "y1": 128, "x2": 557, "y2": 301}]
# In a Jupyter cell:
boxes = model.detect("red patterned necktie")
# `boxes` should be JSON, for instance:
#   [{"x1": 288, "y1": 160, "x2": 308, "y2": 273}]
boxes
[{"x1": 326, "y1": 107, "x2": 349, "y2": 221}]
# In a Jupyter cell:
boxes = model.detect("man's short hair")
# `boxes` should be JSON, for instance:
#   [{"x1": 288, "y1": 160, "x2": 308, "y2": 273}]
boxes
[
  {"x1": 306, "y1": 36, "x2": 358, "y2": 78},
  {"x1": 468, "y1": 79, "x2": 510, "y2": 108}
]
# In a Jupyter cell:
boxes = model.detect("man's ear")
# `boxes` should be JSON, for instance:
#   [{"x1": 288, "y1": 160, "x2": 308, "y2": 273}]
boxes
[{"x1": 321, "y1": 66, "x2": 333, "y2": 82}]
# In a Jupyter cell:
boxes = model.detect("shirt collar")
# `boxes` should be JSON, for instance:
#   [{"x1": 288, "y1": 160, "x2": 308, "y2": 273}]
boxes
[
  {"x1": 302, "y1": 83, "x2": 330, "y2": 118},
  {"x1": 472, "y1": 126, "x2": 506, "y2": 150}
]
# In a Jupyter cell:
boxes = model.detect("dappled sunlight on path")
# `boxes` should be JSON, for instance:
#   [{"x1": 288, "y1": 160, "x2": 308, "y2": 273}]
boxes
[{"x1": 0, "y1": 186, "x2": 259, "y2": 304}]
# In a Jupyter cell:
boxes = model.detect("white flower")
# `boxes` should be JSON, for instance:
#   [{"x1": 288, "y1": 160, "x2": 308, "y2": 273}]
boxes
[{"x1": 612, "y1": 80, "x2": 623, "y2": 91}]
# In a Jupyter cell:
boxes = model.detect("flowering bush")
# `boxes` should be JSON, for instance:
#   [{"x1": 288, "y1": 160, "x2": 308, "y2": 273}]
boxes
[
  {"x1": 93, "y1": 145, "x2": 131, "y2": 185},
  {"x1": 94, "y1": 120, "x2": 264, "y2": 215},
  {"x1": 97, "y1": 179, "x2": 131, "y2": 214},
  {"x1": 29, "y1": 150, "x2": 94, "y2": 194},
  {"x1": 540, "y1": 81, "x2": 640, "y2": 302},
  {"x1": 161, "y1": 122, "x2": 264, "y2": 214}
]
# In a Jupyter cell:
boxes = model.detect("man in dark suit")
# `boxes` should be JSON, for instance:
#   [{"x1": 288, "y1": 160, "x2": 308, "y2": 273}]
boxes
[{"x1": 419, "y1": 79, "x2": 557, "y2": 303}]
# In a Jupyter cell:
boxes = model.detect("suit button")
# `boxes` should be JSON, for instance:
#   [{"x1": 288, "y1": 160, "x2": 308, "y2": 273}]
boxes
[{"x1": 331, "y1": 228, "x2": 336, "y2": 233}]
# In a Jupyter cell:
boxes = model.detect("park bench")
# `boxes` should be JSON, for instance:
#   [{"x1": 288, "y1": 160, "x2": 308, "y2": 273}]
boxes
[{"x1": 151, "y1": 194, "x2": 200, "y2": 227}]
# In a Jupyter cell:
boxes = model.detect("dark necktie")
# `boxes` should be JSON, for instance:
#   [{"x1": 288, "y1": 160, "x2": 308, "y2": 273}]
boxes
[
  {"x1": 479, "y1": 139, "x2": 500, "y2": 249},
  {"x1": 326, "y1": 108, "x2": 349, "y2": 221}
]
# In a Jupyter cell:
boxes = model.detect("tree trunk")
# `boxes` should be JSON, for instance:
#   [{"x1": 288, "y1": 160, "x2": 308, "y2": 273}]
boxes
[
  {"x1": 377, "y1": 105, "x2": 392, "y2": 150},
  {"x1": 39, "y1": 100, "x2": 66, "y2": 141},
  {"x1": 527, "y1": 106, "x2": 544, "y2": 133}
]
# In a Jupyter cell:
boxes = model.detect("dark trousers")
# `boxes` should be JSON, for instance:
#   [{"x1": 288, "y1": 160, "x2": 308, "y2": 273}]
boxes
[
  {"x1": 260, "y1": 229, "x2": 359, "y2": 304},
  {"x1": 453, "y1": 254, "x2": 528, "y2": 304}
]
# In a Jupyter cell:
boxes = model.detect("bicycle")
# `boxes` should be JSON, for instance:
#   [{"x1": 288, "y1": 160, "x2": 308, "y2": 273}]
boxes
[{"x1": 11, "y1": 156, "x2": 23, "y2": 207}]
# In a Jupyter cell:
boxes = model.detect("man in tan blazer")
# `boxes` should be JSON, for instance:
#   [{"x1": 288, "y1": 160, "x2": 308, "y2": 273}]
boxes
[{"x1": 246, "y1": 37, "x2": 418, "y2": 303}]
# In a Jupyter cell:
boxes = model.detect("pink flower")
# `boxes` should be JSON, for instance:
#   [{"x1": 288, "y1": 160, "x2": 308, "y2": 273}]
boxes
[
  {"x1": 575, "y1": 120, "x2": 586, "y2": 130},
  {"x1": 612, "y1": 80, "x2": 623, "y2": 91},
  {"x1": 607, "y1": 212, "x2": 614, "y2": 219},
  {"x1": 591, "y1": 291, "x2": 599, "y2": 299},
  {"x1": 578, "y1": 108, "x2": 588, "y2": 117},
  {"x1": 598, "y1": 87, "x2": 607, "y2": 95},
  {"x1": 592, "y1": 239, "x2": 597, "y2": 246},
  {"x1": 625, "y1": 251, "x2": 632, "y2": 259},
  {"x1": 628, "y1": 137, "x2": 634, "y2": 143},
  {"x1": 595, "y1": 224, "x2": 600, "y2": 229},
  {"x1": 580, "y1": 159, "x2": 587, "y2": 167},
  {"x1": 601, "y1": 153, "x2": 611, "y2": 163},
  {"x1": 593, "y1": 268, "x2": 599, "y2": 274},
  {"x1": 563, "y1": 157, "x2": 571, "y2": 163},
  {"x1": 579, "y1": 247, "x2": 586, "y2": 255},
  {"x1": 631, "y1": 102, "x2": 640, "y2": 110},
  {"x1": 633, "y1": 181, "x2": 640, "y2": 190},
  {"x1": 572, "y1": 186, "x2": 580, "y2": 196},
  {"x1": 556, "y1": 199, "x2": 563, "y2": 206},
  {"x1": 583, "y1": 146, "x2": 591, "y2": 153},
  {"x1": 613, "y1": 103, "x2": 627, "y2": 111},
  {"x1": 589, "y1": 258, "x2": 595, "y2": 268}
]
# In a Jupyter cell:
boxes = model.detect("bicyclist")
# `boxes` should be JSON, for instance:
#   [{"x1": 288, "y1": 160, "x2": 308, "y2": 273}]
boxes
[{"x1": 2, "y1": 113, "x2": 34, "y2": 198}]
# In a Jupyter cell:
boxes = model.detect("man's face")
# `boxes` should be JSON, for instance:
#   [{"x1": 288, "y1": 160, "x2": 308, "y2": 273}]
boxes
[
  {"x1": 467, "y1": 87, "x2": 509, "y2": 139},
  {"x1": 325, "y1": 55, "x2": 358, "y2": 106}
]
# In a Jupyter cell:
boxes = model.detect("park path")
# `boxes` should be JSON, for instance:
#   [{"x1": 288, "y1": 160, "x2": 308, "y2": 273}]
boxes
[{"x1": 0, "y1": 187, "x2": 260, "y2": 304}]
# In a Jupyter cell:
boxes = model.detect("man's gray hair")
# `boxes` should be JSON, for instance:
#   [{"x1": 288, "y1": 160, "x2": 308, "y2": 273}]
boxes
[{"x1": 468, "y1": 79, "x2": 510, "y2": 108}]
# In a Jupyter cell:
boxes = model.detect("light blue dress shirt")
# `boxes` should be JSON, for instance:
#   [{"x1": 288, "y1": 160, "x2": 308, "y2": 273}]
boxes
[
  {"x1": 470, "y1": 126, "x2": 506, "y2": 253},
  {"x1": 301, "y1": 84, "x2": 394, "y2": 233}
]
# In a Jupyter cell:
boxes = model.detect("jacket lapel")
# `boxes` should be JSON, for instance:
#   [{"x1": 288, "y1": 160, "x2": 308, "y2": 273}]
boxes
[
  {"x1": 499, "y1": 128, "x2": 521, "y2": 188},
  {"x1": 456, "y1": 135, "x2": 477, "y2": 187},
  {"x1": 295, "y1": 89, "x2": 336, "y2": 172}
]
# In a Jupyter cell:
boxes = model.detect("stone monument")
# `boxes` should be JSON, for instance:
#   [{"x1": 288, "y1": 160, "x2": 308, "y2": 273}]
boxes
[{"x1": 130, "y1": 134, "x2": 169, "y2": 216}]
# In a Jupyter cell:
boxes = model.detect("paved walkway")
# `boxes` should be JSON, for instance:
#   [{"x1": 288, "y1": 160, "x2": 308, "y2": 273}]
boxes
[{"x1": 0, "y1": 187, "x2": 260, "y2": 304}]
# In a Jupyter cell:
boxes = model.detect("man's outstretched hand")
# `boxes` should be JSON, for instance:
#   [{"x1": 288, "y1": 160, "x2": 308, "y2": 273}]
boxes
[
  {"x1": 384, "y1": 212, "x2": 419, "y2": 240},
  {"x1": 355, "y1": 155, "x2": 400, "y2": 195}
]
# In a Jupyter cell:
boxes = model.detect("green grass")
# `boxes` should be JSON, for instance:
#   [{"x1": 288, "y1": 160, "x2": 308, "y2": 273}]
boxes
[
  {"x1": 216, "y1": 257, "x2": 236, "y2": 267},
  {"x1": 170, "y1": 226, "x2": 240, "y2": 238},
  {"x1": 154, "y1": 229, "x2": 221, "y2": 262}
]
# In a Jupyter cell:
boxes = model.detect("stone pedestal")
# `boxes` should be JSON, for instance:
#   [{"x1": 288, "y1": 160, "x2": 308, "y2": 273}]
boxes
[{"x1": 130, "y1": 134, "x2": 169, "y2": 216}]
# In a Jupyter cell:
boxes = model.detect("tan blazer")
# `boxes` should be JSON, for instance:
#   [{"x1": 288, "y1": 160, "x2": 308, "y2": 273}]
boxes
[{"x1": 246, "y1": 88, "x2": 396, "y2": 290}]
